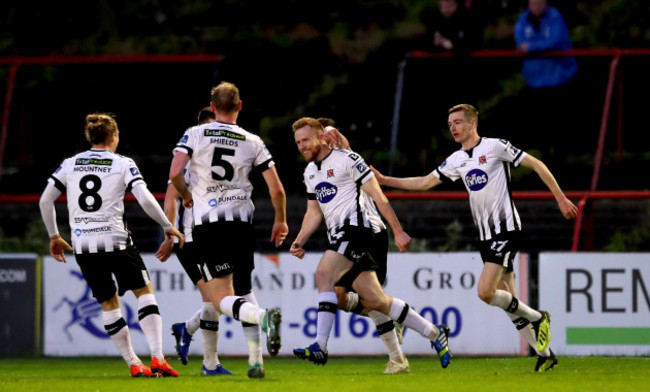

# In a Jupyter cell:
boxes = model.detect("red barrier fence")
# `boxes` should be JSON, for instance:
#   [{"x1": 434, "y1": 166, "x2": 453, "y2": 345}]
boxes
[
  {"x1": 2, "y1": 50, "x2": 649, "y2": 252},
  {"x1": 2, "y1": 190, "x2": 648, "y2": 252}
]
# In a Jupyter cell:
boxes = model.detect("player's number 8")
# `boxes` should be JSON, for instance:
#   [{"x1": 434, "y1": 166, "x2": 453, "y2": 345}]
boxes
[{"x1": 79, "y1": 174, "x2": 103, "y2": 212}]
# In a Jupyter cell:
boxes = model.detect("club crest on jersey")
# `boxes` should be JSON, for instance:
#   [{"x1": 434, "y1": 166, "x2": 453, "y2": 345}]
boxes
[
  {"x1": 465, "y1": 169, "x2": 488, "y2": 191},
  {"x1": 74, "y1": 229, "x2": 82, "y2": 237},
  {"x1": 208, "y1": 199, "x2": 218, "y2": 207},
  {"x1": 479, "y1": 155, "x2": 487, "y2": 165},
  {"x1": 327, "y1": 169, "x2": 334, "y2": 178},
  {"x1": 315, "y1": 182, "x2": 337, "y2": 203}
]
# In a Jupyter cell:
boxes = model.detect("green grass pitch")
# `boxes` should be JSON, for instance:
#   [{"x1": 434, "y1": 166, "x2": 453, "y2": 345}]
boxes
[{"x1": 1, "y1": 356, "x2": 648, "y2": 392}]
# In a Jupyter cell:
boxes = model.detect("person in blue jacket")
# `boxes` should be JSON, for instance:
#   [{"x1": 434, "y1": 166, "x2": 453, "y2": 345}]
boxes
[{"x1": 515, "y1": 0, "x2": 577, "y2": 89}]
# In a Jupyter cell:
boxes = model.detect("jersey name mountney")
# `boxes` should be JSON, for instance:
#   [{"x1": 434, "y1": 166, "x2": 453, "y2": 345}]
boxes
[
  {"x1": 173, "y1": 121, "x2": 274, "y2": 226},
  {"x1": 48, "y1": 149, "x2": 144, "y2": 254},
  {"x1": 433, "y1": 138, "x2": 527, "y2": 241},
  {"x1": 304, "y1": 149, "x2": 382, "y2": 242}
]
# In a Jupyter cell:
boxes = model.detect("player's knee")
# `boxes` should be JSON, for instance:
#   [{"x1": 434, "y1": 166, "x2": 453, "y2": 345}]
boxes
[
  {"x1": 335, "y1": 291, "x2": 348, "y2": 310},
  {"x1": 315, "y1": 270, "x2": 335, "y2": 291},
  {"x1": 477, "y1": 287, "x2": 495, "y2": 304},
  {"x1": 360, "y1": 293, "x2": 388, "y2": 311}
]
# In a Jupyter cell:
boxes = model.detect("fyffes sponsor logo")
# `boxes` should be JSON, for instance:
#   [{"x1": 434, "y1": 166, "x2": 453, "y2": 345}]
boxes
[
  {"x1": 465, "y1": 169, "x2": 488, "y2": 191},
  {"x1": 315, "y1": 182, "x2": 337, "y2": 203}
]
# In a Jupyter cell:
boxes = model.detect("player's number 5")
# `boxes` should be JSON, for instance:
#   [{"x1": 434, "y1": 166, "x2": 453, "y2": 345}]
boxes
[{"x1": 211, "y1": 147, "x2": 235, "y2": 181}]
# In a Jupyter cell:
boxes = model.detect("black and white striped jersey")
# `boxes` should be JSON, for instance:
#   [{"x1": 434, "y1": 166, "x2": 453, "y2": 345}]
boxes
[
  {"x1": 433, "y1": 138, "x2": 527, "y2": 241},
  {"x1": 48, "y1": 148, "x2": 144, "y2": 254},
  {"x1": 304, "y1": 149, "x2": 383, "y2": 241},
  {"x1": 173, "y1": 121, "x2": 274, "y2": 226},
  {"x1": 362, "y1": 191, "x2": 386, "y2": 232}
]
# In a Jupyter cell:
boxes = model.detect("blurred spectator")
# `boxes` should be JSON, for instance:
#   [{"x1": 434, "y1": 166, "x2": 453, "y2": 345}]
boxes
[
  {"x1": 422, "y1": 0, "x2": 483, "y2": 55},
  {"x1": 514, "y1": 0, "x2": 577, "y2": 88}
]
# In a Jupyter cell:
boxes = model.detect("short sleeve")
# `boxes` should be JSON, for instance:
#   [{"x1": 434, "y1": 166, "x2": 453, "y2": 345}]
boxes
[
  {"x1": 48, "y1": 159, "x2": 69, "y2": 193},
  {"x1": 346, "y1": 151, "x2": 372, "y2": 185},
  {"x1": 253, "y1": 137, "x2": 275, "y2": 171},
  {"x1": 495, "y1": 139, "x2": 527, "y2": 167},
  {"x1": 173, "y1": 129, "x2": 195, "y2": 157},
  {"x1": 304, "y1": 168, "x2": 315, "y2": 195},
  {"x1": 124, "y1": 158, "x2": 145, "y2": 190},
  {"x1": 433, "y1": 157, "x2": 460, "y2": 183}
]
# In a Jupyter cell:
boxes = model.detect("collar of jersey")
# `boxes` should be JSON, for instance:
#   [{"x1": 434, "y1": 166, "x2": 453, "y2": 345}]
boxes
[
  {"x1": 462, "y1": 137, "x2": 483, "y2": 158},
  {"x1": 314, "y1": 148, "x2": 333, "y2": 170}
]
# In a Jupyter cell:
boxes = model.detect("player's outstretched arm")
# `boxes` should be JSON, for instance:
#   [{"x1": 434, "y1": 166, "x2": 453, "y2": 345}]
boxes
[
  {"x1": 520, "y1": 155, "x2": 578, "y2": 219},
  {"x1": 131, "y1": 182, "x2": 185, "y2": 248},
  {"x1": 156, "y1": 183, "x2": 181, "y2": 261},
  {"x1": 290, "y1": 200, "x2": 323, "y2": 259},
  {"x1": 361, "y1": 176, "x2": 411, "y2": 252},
  {"x1": 262, "y1": 166, "x2": 289, "y2": 247},
  {"x1": 155, "y1": 236, "x2": 174, "y2": 262},
  {"x1": 39, "y1": 182, "x2": 73, "y2": 262},
  {"x1": 370, "y1": 166, "x2": 442, "y2": 191},
  {"x1": 163, "y1": 227, "x2": 185, "y2": 248},
  {"x1": 49, "y1": 235, "x2": 73, "y2": 263}
]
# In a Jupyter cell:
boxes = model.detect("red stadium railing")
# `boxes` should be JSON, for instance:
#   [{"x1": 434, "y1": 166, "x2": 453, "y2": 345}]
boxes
[
  {"x1": 2, "y1": 190, "x2": 648, "y2": 252},
  {"x1": 2, "y1": 50, "x2": 649, "y2": 252}
]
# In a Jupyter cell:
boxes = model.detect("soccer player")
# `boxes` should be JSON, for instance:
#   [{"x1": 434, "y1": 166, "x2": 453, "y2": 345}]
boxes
[
  {"x1": 169, "y1": 82, "x2": 286, "y2": 373},
  {"x1": 39, "y1": 113, "x2": 184, "y2": 378},
  {"x1": 318, "y1": 118, "x2": 408, "y2": 374},
  {"x1": 290, "y1": 117, "x2": 451, "y2": 370},
  {"x1": 158, "y1": 106, "x2": 268, "y2": 378},
  {"x1": 371, "y1": 104, "x2": 578, "y2": 372},
  {"x1": 156, "y1": 107, "x2": 232, "y2": 376}
]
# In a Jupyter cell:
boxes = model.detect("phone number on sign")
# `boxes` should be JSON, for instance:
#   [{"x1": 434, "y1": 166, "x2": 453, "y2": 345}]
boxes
[{"x1": 285, "y1": 306, "x2": 462, "y2": 339}]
